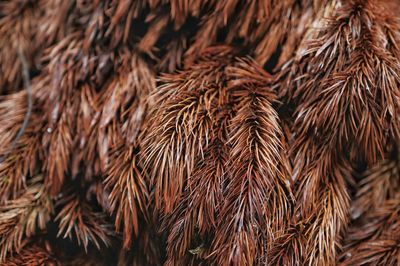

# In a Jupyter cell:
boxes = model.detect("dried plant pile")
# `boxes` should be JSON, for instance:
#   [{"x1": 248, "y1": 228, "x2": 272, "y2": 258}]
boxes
[{"x1": 0, "y1": 0, "x2": 399, "y2": 265}]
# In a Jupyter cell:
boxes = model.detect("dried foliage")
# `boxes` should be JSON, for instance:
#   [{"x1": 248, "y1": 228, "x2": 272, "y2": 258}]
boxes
[
  {"x1": 286, "y1": 0, "x2": 400, "y2": 163},
  {"x1": 0, "y1": 0, "x2": 399, "y2": 264},
  {"x1": 340, "y1": 148, "x2": 400, "y2": 265},
  {"x1": 142, "y1": 46, "x2": 234, "y2": 213},
  {"x1": 104, "y1": 145, "x2": 148, "y2": 249},
  {"x1": 341, "y1": 193, "x2": 400, "y2": 265},
  {"x1": 0, "y1": 91, "x2": 42, "y2": 202},
  {"x1": 211, "y1": 61, "x2": 292, "y2": 265},
  {"x1": 0, "y1": 176, "x2": 52, "y2": 260},
  {"x1": 54, "y1": 192, "x2": 113, "y2": 252},
  {"x1": 271, "y1": 0, "x2": 400, "y2": 264},
  {"x1": 0, "y1": 243, "x2": 60, "y2": 266}
]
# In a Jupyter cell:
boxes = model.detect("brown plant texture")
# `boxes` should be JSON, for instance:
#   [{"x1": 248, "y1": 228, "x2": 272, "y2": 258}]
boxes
[{"x1": 0, "y1": 0, "x2": 399, "y2": 265}]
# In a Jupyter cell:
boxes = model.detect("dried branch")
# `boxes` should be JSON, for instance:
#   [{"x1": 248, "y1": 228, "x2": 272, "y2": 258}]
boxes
[
  {"x1": 0, "y1": 1, "x2": 38, "y2": 94},
  {"x1": 0, "y1": 243, "x2": 59, "y2": 266},
  {"x1": 55, "y1": 193, "x2": 113, "y2": 252},
  {"x1": 340, "y1": 146, "x2": 400, "y2": 264},
  {"x1": 98, "y1": 51, "x2": 154, "y2": 146},
  {"x1": 0, "y1": 48, "x2": 33, "y2": 164},
  {"x1": 43, "y1": 104, "x2": 74, "y2": 196},
  {"x1": 164, "y1": 113, "x2": 230, "y2": 265},
  {"x1": 0, "y1": 0, "x2": 399, "y2": 264},
  {"x1": 351, "y1": 149, "x2": 400, "y2": 219},
  {"x1": 271, "y1": 1, "x2": 400, "y2": 264},
  {"x1": 341, "y1": 193, "x2": 400, "y2": 265},
  {"x1": 142, "y1": 46, "x2": 235, "y2": 213},
  {"x1": 0, "y1": 79, "x2": 46, "y2": 203},
  {"x1": 99, "y1": 53, "x2": 155, "y2": 250},
  {"x1": 106, "y1": 1, "x2": 148, "y2": 48},
  {"x1": 289, "y1": 0, "x2": 400, "y2": 163},
  {"x1": 104, "y1": 145, "x2": 148, "y2": 249},
  {"x1": 211, "y1": 76, "x2": 292, "y2": 265},
  {"x1": 0, "y1": 176, "x2": 53, "y2": 261}
]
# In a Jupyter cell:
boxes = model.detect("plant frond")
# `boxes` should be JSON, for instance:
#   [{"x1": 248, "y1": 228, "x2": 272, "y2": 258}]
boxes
[
  {"x1": 0, "y1": 176, "x2": 53, "y2": 261},
  {"x1": 0, "y1": 0, "x2": 77, "y2": 94},
  {"x1": 98, "y1": 51, "x2": 155, "y2": 145},
  {"x1": 163, "y1": 111, "x2": 230, "y2": 265},
  {"x1": 104, "y1": 145, "x2": 148, "y2": 249},
  {"x1": 288, "y1": 0, "x2": 400, "y2": 163},
  {"x1": 71, "y1": 84, "x2": 100, "y2": 180},
  {"x1": 0, "y1": 91, "x2": 28, "y2": 153},
  {"x1": 74, "y1": 51, "x2": 154, "y2": 181},
  {"x1": 351, "y1": 149, "x2": 400, "y2": 219},
  {"x1": 211, "y1": 75, "x2": 292, "y2": 265},
  {"x1": 270, "y1": 3, "x2": 400, "y2": 262},
  {"x1": 137, "y1": 13, "x2": 169, "y2": 56},
  {"x1": 302, "y1": 164, "x2": 350, "y2": 265},
  {"x1": 272, "y1": 151, "x2": 351, "y2": 265},
  {"x1": 55, "y1": 193, "x2": 113, "y2": 252},
  {"x1": 0, "y1": 243, "x2": 60, "y2": 266},
  {"x1": 283, "y1": 136, "x2": 352, "y2": 264},
  {"x1": 106, "y1": 1, "x2": 148, "y2": 48},
  {"x1": 0, "y1": 90, "x2": 44, "y2": 202},
  {"x1": 268, "y1": 225, "x2": 305, "y2": 265},
  {"x1": 42, "y1": 97, "x2": 75, "y2": 196},
  {"x1": 342, "y1": 238, "x2": 400, "y2": 266},
  {"x1": 0, "y1": 127, "x2": 42, "y2": 203},
  {"x1": 0, "y1": 0, "x2": 399, "y2": 264},
  {"x1": 226, "y1": 58, "x2": 272, "y2": 87},
  {"x1": 340, "y1": 193, "x2": 400, "y2": 265},
  {"x1": 0, "y1": 1, "x2": 41, "y2": 94},
  {"x1": 142, "y1": 46, "x2": 235, "y2": 213}
]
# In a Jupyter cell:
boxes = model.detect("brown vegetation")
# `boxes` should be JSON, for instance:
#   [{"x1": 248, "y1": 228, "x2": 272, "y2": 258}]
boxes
[{"x1": 0, "y1": 0, "x2": 399, "y2": 265}]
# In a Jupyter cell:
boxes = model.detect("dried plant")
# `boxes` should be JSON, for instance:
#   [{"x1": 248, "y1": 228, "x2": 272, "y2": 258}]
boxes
[
  {"x1": 341, "y1": 192, "x2": 400, "y2": 265},
  {"x1": 339, "y1": 148, "x2": 400, "y2": 265},
  {"x1": 0, "y1": 243, "x2": 60, "y2": 266},
  {"x1": 142, "y1": 46, "x2": 235, "y2": 213},
  {"x1": 211, "y1": 60, "x2": 293, "y2": 265},
  {"x1": 0, "y1": 176, "x2": 52, "y2": 260},
  {"x1": 0, "y1": 0, "x2": 399, "y2": 264},
  {"x1": 104, "y1": 145, "x2": 148, "y2": 249},
  {"x1": 54, "y1": 192, "x2": 113, "y2": 252},
  {"x1": 0, "y1": 91, "x2": 42, "y2": 202}
]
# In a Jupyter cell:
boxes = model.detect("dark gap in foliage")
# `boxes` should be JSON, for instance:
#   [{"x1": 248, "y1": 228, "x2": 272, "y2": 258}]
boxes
[
  {"x1": 264, "y1": 44, "x2": 282, "y2": 73},
  {"x1": 128, "y1": 10, "x2": 151, "y2": 46},
  {"x1": 45, "y1": 221, "x2": 80, "y2": 255},
  {"x1": 46, "y1": 220, "x2": 119, "y2": 265},
  {"x1": 160, "y1": 16, "x2": 200, "y2": 46},
  {"x1": 155, "y1": 16, "x2": 200, "y2": 70}
]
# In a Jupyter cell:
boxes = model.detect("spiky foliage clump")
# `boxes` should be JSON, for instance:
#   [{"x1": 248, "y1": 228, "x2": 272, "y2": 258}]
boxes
[{"x1": 0, "y1": 0, "x2": 399, "y2": 265}]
